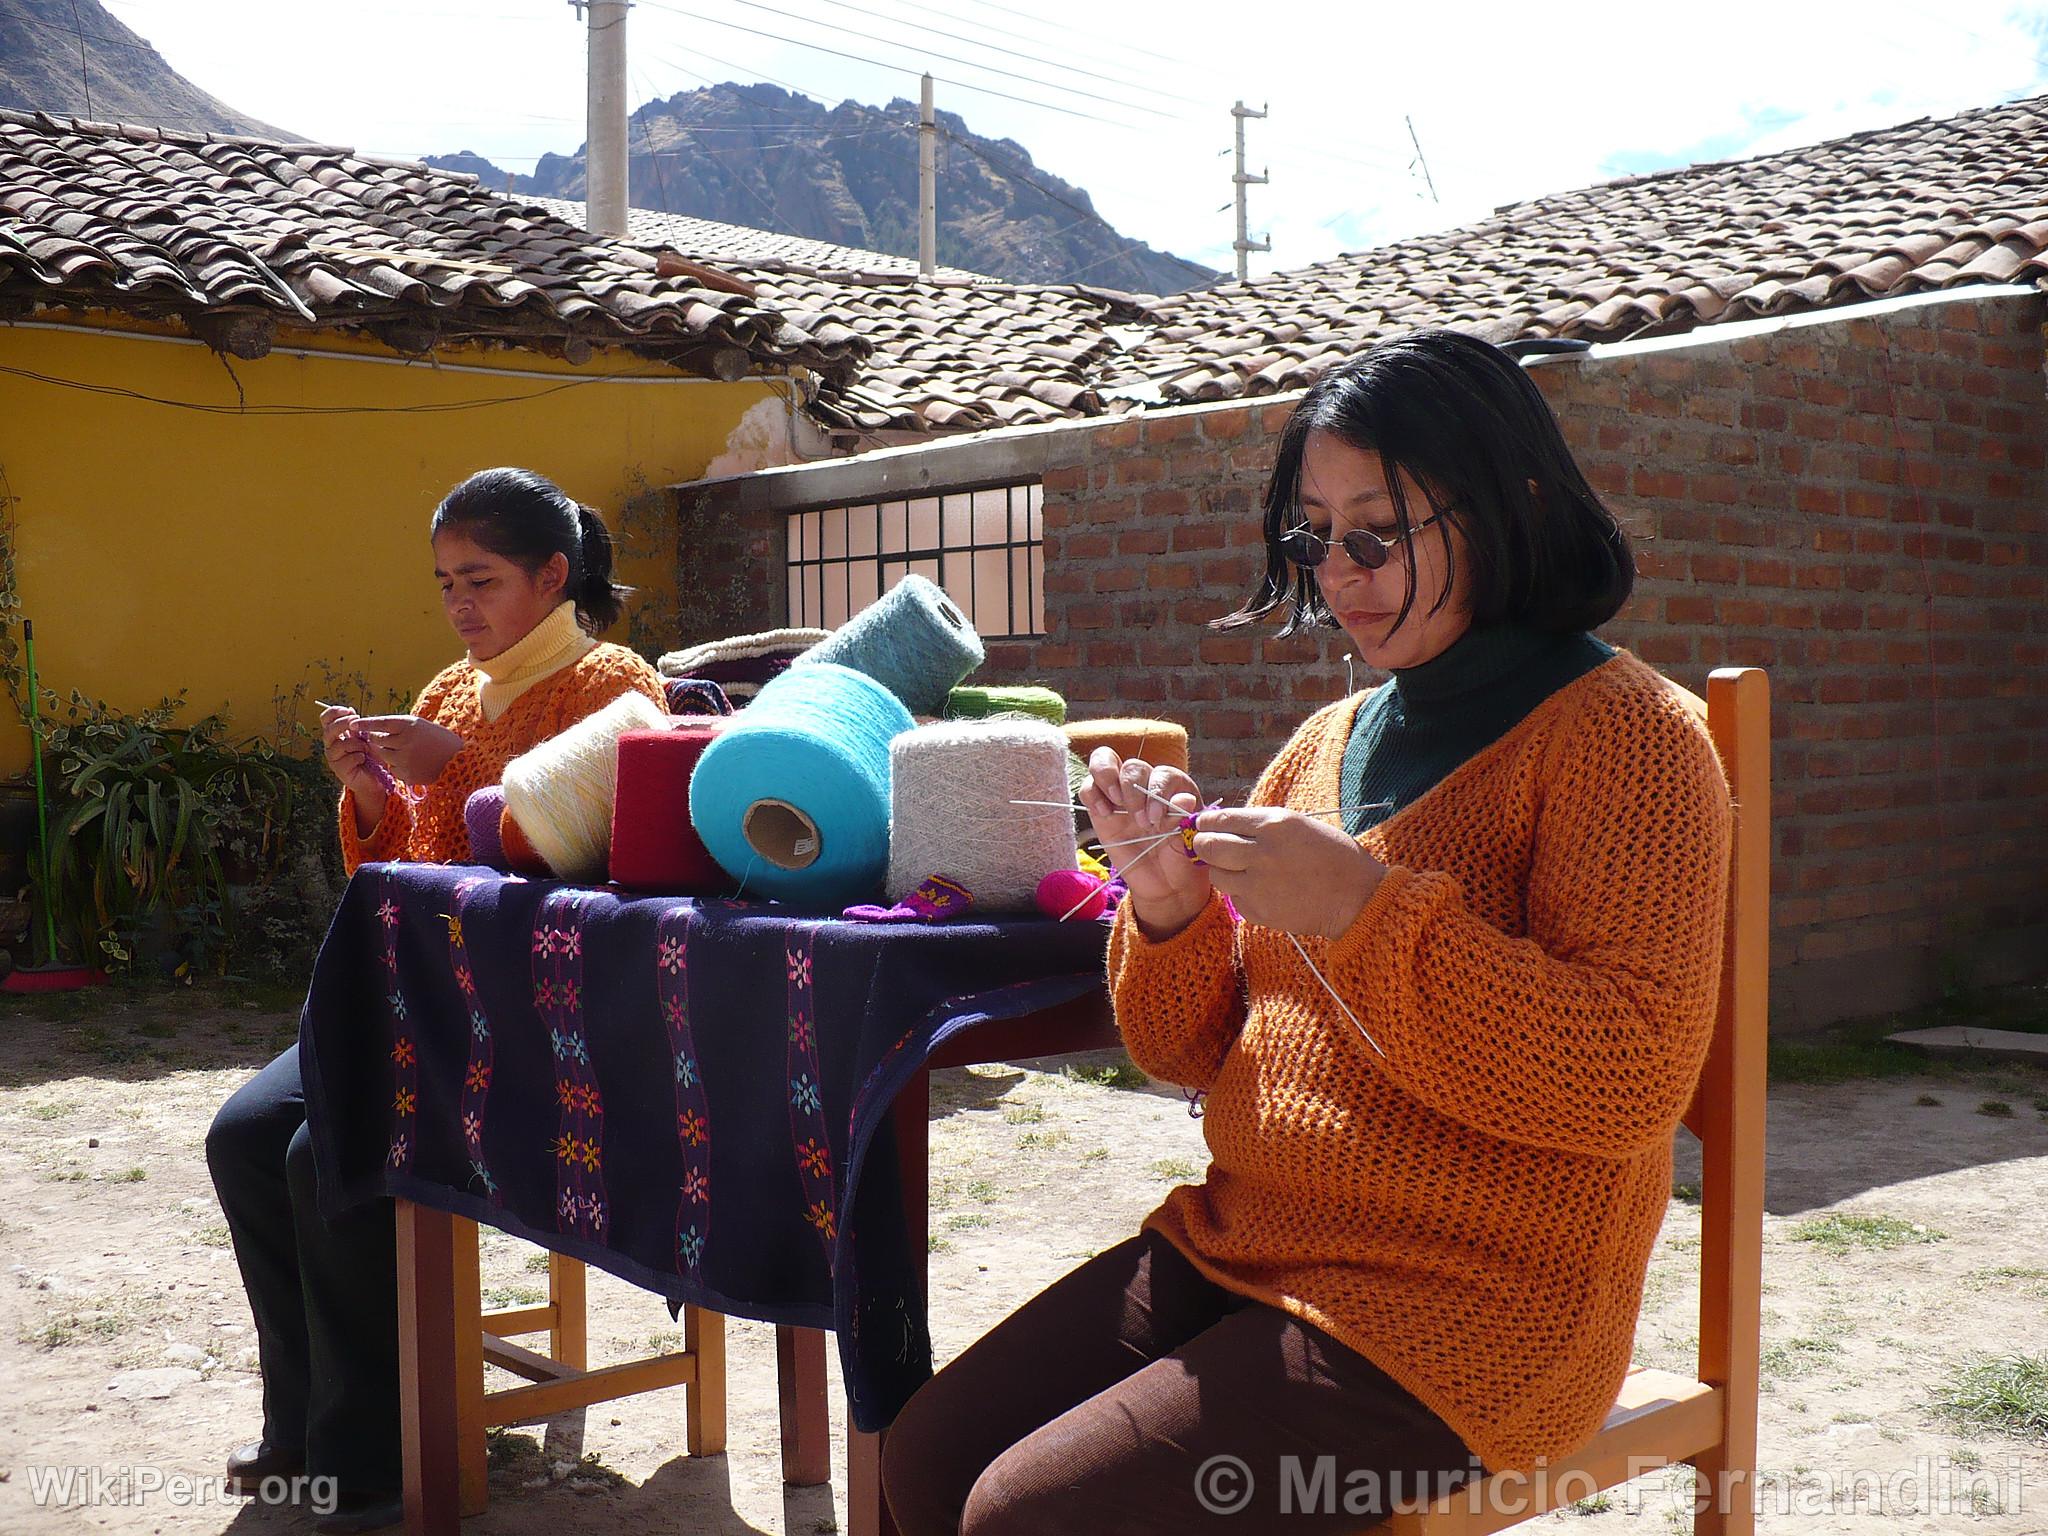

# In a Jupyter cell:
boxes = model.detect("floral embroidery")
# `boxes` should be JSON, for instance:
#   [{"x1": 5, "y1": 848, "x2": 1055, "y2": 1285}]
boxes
[
  {"x1": 678, "y1": 1109, "x2": 708, "y2": 1147},
  {"x1": 804, "y1": 1199, "x2": 837, "y2": 1239},
  {"x1": 798, "y1": 1138, "x2": 831, "y2": 1177},
  {"x1": 393, "y1": 1088, "x2": 416, "y2": 1116},
  {"x1": 673, "y1": 1052, "x2": 697, "y2": 1087},
  {"x1": 681, "y1": 1167, "x2": 709, "y2": 1204},
  {"x1": 391, "y1": 1037, "x2": 415, "y2": 1067},
  {"x1": 789, "y1": 1073, "x2": 821, "y2": 1114},
  {"x1": 466, "y1": 1061, "x2": 492, "y2": 1092},
  {"x1": 657, "y1": 936, "x2": 686, "y2": 974}
]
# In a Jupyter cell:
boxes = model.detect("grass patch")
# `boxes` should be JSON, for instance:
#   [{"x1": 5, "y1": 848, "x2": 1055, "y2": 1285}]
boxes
[
  {"x1": 1018, "y1": 1129, "x2": 1067, "y2": 1149},
  {"x1": 1760, "y1": 1331, "x2": 1845, "y2": 1380},
  {"x1": 193, "y1": 1221, "x2": 231, "y2": 1247},
  {"x1": 927, "y1": 1235, "x2": 952, "y2": 1254},
  {"x1": 1062, "y1": 1057, "x2": 1149, "y2": 1090},
  {"x1": 1568, "y1": 1493, "x2": 1614, "y2": 1514},
  {"x1": 522, "y1": 1252, "x2": 551, "y2": 1273},
  {"x1": 1978, "y1": 1099, "x2": 2014, "y2": 1118},
  {"x1": 1914, "y1": 1094, "x2": 1942, "y2": 1107},
  {"x1": 1001, "y1": 1104, "x2": 1046, "y2": 1126},
  {"x1": 1768, "y1": 983, "x2": 2048, "y2": 1084},
  {"x1": 965, "y1": 1178, "x2": 1001, "y2": 1203},
  {"x1": 1151, "y1": 1158, "x2": 1197, "y2": 1182},
  {"x1": 22, "y1": 1101, "x2": 76, "y2": 1121},
  {"x1": 1080, "y1": 1147, "x2": 1110, "y2": 1163},
  {"x1": 946, "y1": 1214, "x2": 991, "y2": 1231},
  {"x1": 481, "y1": 1284, "x2": 543, "y2": 1308},
  {"x1": 1967, "y1": 1266, "x2": 2048, "y2": 1298},
  {"x1": 1671, "y1": 1182, "x2": 1701, "y2": 1204},
  {"x1": 1790, "y1": 1214, "x2": 1946, "y2": 1253},
  {"x1": 113, "y1": 1166, "x2": 147, "y2": 1182},
  {"x1": 1929, "y1": 1353, "x2": 2048, "y2": 1439}
]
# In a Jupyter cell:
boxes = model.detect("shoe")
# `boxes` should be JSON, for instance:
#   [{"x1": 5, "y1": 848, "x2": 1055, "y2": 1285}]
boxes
[
  {"x1": 313, "y1": 1492, "x2": 403, "y2": 1534},
  {"x1": 225, "y1": 1440, "x2": 304, "y2": 1496}
]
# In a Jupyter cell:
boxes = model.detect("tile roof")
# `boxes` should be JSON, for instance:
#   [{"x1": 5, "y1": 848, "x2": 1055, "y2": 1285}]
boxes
[
  {"x1": 531, "y1": 197, "x2": 993, "y2": 283},
  {"x1": 539, "y1": 192, "x2": 1142, "y2": 434},
  {"x1": 0, "y1": 108, "x2": 867, "y2": 378},
  {"x1": 1125, "y1": 92, "x2": 2048, "y2": 401}
]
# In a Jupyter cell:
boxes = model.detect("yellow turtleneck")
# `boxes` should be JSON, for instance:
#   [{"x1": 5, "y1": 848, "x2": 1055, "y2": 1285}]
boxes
[{"x1": 474, "y1": 601, "x2": 597, "y2": 722}]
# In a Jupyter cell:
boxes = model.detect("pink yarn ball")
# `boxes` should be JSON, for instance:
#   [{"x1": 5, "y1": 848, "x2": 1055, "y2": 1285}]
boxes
[{"x1": 1036, "y1": 867, "x2": 1109, "y2": 922}]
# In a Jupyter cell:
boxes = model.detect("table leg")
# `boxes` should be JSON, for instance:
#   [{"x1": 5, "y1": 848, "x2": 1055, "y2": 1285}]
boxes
[
  {"x1": 777, "y1": 1325, "x2": 832, "y2": 1485},
  {"x1": 847, "y1": 1066, "x2": 929, "y2": 1536},
  {"x1": 396, "y1": 1199, "x2": 463, "y2": 1536}
]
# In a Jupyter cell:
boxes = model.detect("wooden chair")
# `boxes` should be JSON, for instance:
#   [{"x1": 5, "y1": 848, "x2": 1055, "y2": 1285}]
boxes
[
  {"x1": 1382, "y1": 666, "x2": 1769, "y2": 1535},
  {"x1": 446, "y1": 1231, "x2": 725, "y2": 1516}
]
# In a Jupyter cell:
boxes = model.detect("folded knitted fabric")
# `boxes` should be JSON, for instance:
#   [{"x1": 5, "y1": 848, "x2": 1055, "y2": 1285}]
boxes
[
  {"x1": 843, "y1": 873, "x2": 976, "y2": 924},
  {"x1": 658, "y1": 627, "x2": 828, "y2": 677},
  {"x1": 658, "y1": 628, "x2": 829, "y2": 704}
]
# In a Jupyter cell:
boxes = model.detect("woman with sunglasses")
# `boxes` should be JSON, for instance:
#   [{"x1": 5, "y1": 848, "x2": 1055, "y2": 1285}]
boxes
[{"x1": 882, "y1": 331, "x2": 1733, "y2": 1532}]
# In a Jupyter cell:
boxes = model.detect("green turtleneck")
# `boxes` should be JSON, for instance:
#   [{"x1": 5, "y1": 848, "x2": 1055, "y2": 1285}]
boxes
[{"x1": 1340, "y1": 622, "x2": 1617, "y2": 835}]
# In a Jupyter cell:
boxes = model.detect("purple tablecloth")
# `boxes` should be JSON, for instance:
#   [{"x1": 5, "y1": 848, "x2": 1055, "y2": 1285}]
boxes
[{"x1": 299, "y1": 863, "x2": 1109, "y2": 1431}]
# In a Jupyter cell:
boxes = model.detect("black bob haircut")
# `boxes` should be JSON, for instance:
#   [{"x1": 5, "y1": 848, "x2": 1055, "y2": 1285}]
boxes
[
  {"x1": 1218, "y1": 330, "x2": 1634, "y2": 637},
  {"x1": 430, "y1": 467, "x2": 633, "y2": 635}
]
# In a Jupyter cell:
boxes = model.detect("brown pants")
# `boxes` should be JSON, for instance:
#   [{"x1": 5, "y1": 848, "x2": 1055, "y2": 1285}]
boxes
[{"x1": 881, "y1": 1229, "x2": 1480, "y2": 1535}]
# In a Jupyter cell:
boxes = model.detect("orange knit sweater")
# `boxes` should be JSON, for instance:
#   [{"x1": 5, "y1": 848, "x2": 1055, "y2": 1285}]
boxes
[
  {"x1": 1107, "y1": 648, "x2": 1732, "y2": 1475},
  {"x1": 338, "y1": 644, "x2": 666, "y2": 875}
]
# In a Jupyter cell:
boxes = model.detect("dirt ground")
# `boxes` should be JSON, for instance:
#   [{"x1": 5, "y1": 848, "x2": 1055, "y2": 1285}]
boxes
[{"x1": 1, "y1": 984, "x2": 2045, "y2": 1535}]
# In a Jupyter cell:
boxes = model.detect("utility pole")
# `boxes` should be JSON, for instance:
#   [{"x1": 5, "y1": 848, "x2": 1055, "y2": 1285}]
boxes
[
  {"x1": 1231, "y1": 100, "x2": 1269, "y2": 281},
  {"x1": 918, "y1": 73, "x2": 937, "y2": 276},
  {"x1": 574, "y1": 0, "x2": 630, "y2": 236}
]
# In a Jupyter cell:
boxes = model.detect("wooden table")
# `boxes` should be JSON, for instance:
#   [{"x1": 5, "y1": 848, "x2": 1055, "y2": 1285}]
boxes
[{"x1": 396, "y1": 987, "x2": 1118, "y2": 1535}]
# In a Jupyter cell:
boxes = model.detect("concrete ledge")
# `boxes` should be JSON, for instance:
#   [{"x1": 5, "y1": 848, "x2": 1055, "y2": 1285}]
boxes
[{"x1": 1886, "y1": 1026, "x2": 2048, "y2": 1065}]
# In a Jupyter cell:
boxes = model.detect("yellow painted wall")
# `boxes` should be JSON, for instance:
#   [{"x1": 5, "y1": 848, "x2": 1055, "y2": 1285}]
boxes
[{"x1": 0, "y1": 317, "x2": 786, "y2": 773}]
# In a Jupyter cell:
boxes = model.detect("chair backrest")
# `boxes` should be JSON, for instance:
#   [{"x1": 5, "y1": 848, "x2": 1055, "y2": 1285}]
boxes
[{"x1": 1685, "y1": 668, "x2": 1770, "y2": 1468}]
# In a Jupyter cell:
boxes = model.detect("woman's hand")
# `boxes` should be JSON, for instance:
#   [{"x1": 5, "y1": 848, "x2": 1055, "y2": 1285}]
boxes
[
  {"x1": 356, "y1": 715, "x2": 466, "y2": 787},
  {"x1": 1190, "y1": 807, "x2": 1387, "y2": 938},
  {"x1": 320, "y1": 705, "x2": 389, "y2": 835},
  {"x1": 1076, "y1": 748, "x2": 1211, "y2": 940}
]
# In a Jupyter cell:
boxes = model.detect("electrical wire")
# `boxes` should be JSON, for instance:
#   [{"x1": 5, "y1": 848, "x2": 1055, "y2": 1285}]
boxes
[
  {"x1": 0, "y1": 362, "x2": 707, "y2": 416},
  {"x1": 639, "y1": 0, "x2": 1182, "y2": 119},
  {"x1": 766, "y1": 0, "x2": 1212, "y2": 111},
  {"x1": 632, "y1": 0, "x2": 1152, "y2": 128}
]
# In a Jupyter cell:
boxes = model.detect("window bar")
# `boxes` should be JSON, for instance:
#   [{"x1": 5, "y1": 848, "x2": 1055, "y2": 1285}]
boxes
[{"x1": 963, "y1": 494, "x2": 977, "y2": 633}]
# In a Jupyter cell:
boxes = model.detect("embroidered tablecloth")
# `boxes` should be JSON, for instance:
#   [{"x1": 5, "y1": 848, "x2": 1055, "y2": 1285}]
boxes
[{"x1": 298, "y1": 863, "x2": 1109, "y2": 1431}]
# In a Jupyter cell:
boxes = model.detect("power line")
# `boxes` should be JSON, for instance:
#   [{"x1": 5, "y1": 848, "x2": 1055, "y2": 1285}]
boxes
[
  {"x1": 632, "y1": 0, "x2": 1152, "y2": 128},
  {"x1": 853, "y1": 0, "x2": 1215, "y2": 87},
  {"x1": 941, "y1": 129, "x2": 1216, "y2": 282},
  {"x1": 646, "y1": 0, "x2": 1183, "y2": 119},
  {"x1": 777, "y1": 0, "x2": 1212, "y2": 111},
  {"x1": 936, "y1": 0, "x2": 1191, "y2": 68}
]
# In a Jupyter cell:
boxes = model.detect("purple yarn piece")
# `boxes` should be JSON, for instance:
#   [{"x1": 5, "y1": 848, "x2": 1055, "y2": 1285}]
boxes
[{"x1": 465, "y1": 785, "x2": 508, "y2": 870}]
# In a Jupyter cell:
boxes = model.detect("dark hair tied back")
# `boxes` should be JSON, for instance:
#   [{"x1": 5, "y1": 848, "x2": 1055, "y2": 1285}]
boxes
[{"x1": 431, "y1": 467, "x2": 633, "y2": 634}]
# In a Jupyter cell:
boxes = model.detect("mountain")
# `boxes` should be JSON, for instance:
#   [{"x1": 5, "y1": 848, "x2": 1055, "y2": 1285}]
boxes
[
  {"x1": 429, "y1": 83, "x2": 1218, "y2": 295},
  {"x1": 0, "y1": 0, "x2": 287, "y2": 137}
]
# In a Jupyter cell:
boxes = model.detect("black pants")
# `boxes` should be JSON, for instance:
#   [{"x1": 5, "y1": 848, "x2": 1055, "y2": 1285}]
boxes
[
  {"x1": 206, "y1": 1043, "x2": 400, "y2": 1495},
  {"x1": 882, "y1": 1229, "x2": 1479, "y2": 1535}
]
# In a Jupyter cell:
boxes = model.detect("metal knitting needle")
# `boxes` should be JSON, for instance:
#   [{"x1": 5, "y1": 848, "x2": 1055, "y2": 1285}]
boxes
[
  {"x1": 1284, "y1": 931, "x2": 1386, "y2": 1058},
  {"x1": 1058, "y1": 826, "x2": 1181, "y2": 922}
]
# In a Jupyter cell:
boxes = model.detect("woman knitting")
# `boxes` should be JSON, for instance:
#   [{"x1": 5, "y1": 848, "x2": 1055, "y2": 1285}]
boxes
[
  {"x1": 883, "y1": 332, "x2": 1733, "y2": 1533},
  {"x1": 206, "y1": 467, "x2": 665, "y2": 1533}
]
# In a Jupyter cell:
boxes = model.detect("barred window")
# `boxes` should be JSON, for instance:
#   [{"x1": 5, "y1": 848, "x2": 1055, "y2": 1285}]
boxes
[{"x1": 786, "y1": 484, "x2": 1045, "y2": 639}]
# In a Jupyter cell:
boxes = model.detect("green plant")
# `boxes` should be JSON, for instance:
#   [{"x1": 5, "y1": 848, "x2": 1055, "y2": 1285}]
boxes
[
  {"x1": 1789, "y1": 1214, "x2": 1946, "y2": 1253},
  {"x1": 33, "y1": 691, "x2": 293, "y2": 973},
  {"x1": 1929, "y1": 1353, "x2": 2048, "y2": 1439}
]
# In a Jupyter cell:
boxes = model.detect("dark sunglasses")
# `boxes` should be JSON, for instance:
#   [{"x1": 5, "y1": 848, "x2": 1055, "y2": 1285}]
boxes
[{"x1": 1280, "y1": 507, "x2": 1449, "y2": 571}]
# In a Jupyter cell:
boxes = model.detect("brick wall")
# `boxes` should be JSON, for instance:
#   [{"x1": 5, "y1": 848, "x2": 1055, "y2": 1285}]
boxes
[{"x1": 668, "y1": 288, "x2": 2048, "y2": 1032}]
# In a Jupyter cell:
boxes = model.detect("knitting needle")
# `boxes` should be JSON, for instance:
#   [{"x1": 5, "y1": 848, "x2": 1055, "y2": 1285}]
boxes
[
  {"x1": 1057, "y1": 824, "x2": 1181, "y2": 922},
  {"x1": 1284, "y1": 931, "x2": 1387, "y2": 1058}
]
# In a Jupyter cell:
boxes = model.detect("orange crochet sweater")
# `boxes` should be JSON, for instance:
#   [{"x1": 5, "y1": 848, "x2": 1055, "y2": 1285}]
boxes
[
  {"x1": 1107, "y1": 648, "x2": 1731, "y2": 1475},
  {"x1": 338, "y1": 644, "x2": 665, "y2": 875}
]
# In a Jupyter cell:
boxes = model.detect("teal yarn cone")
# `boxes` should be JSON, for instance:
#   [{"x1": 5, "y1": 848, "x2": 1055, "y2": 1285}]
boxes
[
  {"x1": 943, "y1": 684, "x2": 1067, "y2": 726},
  {"x1": 792, "y1": 573, "x2": 985, "y2": 716},
  {"x1": 688, "y1": 662, "x2": 914, "y2": 907}
]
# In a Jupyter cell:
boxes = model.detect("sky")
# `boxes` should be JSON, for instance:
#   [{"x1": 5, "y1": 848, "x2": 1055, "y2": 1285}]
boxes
[{"x1": 91, "y1": 0, "x2": 2048, "y2": 282}]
